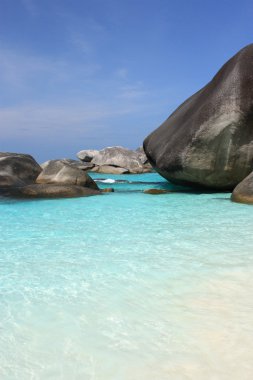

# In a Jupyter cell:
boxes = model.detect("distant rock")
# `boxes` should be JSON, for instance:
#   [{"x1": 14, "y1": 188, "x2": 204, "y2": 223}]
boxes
[
  {"x1": 144, "y1": 44, "x2": 253, "y2": 190},
  {"x1": 144, "y1": 188, "x2": 173, "y2": 194},
  {"x1": 136, "y1": 146, "x2": 149, "y2": 165},
  {"x1": 92, "y1": 147, "x2": 143, "y2": 172},
  {"x1": 0, "y1": 152, "x2": 42, "y2": 186},
  {"x1": 94, "y1": 165, "x2": 129, "y2": 174},
  {"x1": 101, "y1": 188, "x2": 115, "y2": 193},
  {"x1": 77, "y1": 150, "x2": 99, "y2": 162},
  {"x1": 77, "y1": 146, "x2": 153, "y2": 174},
  {"x1": 142, "y1": 165, "x2": 154, "y2": 173},
  {"x1": 231, "y1": 171, "x2": 253, "y2": 204},
  {"x1": 9, "y1": 184, "x2": 100, "y2": 199},
  {"x1": 36, "y1": 159, "x2": 98, "y2": 190},
  {"x1": 41, "y1": 158, "x2": 94, "y2": 171}
]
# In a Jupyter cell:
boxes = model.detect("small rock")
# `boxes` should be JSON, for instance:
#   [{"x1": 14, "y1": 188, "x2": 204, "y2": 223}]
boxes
[
  {"x1": 231, "y1": 171, "x2": 253, "y2": 204},
  {"x1": 144, "y1": 188, "x2": 172, "y2": 194},
  {"x1": 101, "y1": 188, "x2": 115, "y2": 193}
]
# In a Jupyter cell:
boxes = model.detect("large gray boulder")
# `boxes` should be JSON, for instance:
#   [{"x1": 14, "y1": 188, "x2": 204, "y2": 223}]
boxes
[
  {"x1": 0, "y1": 152, "x2": 42, "y2": 187},
  {"x1": 231, "y1": 171, "x2": 253, "y2": 204},
  {"x1": 143, "y1": 44, "x2": 253, "y2": 190},
  {"x1": 36, "y1": 160, "x2": 98, "y2": 190},
  {"x1": 9, "y1": 184, "x2": 100, "y2": 199}
]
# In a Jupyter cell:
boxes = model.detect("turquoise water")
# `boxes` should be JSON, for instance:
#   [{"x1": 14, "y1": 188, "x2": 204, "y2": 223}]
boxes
[{"x1": 0, "y1": 173, "x2": 253, "y2": 380}]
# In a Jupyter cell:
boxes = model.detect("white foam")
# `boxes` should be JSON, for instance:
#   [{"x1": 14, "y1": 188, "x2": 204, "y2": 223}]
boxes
[{"x1": 95, "y1": 178, "x2": 116, "y2": 184}]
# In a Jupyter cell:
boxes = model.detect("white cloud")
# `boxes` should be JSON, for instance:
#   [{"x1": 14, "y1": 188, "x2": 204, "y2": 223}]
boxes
[
  {"x1": 0, "y1": 48, "x2": 100, "y2": 91},
  {"x1": 0, "y1": 101, "x2": 143, "y2": 138}
]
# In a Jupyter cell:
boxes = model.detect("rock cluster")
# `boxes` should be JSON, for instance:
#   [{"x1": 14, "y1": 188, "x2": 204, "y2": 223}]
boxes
[
  {"x1": 143, "y1": 44, "x2": 253, "y2": 191},
  {"x1": 77, "y1": 146, "x2": 152, "y2": 174},
  {"x1": 0, "y1": 153, "x2": 100, "y2": 199}
]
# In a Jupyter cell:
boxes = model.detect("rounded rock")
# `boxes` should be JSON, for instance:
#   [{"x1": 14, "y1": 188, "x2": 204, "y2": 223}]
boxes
[
  {"x1": 144, "y1": 44, "x2": 253, "y2": 190},
  {"x1": 36, "y1": 160, "x2": 98, "y2": 190},
  {"x1": 231, "y1": 171, "x2": 253, "y2": 204}
]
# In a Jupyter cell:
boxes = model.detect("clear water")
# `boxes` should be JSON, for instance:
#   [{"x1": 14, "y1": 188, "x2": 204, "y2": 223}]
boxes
[{"x1": 0, "y1": 173, "x2": 253, "y2": 380}]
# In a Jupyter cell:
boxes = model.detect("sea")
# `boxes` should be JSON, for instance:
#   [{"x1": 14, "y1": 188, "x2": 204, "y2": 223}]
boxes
[{"x1": 0, "y1": 172, "x2": 253, "y2": 380}]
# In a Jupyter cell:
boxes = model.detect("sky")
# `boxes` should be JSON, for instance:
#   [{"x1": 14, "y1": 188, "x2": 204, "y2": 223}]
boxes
[{"x1": 0, "y1": 0, "x2": 253, "y2": 162}]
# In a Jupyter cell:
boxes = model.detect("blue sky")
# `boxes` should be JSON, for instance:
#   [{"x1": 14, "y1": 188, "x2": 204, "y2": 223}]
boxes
[{"x1": 0, "y1": 0, "x2": 253, "y2": 161}]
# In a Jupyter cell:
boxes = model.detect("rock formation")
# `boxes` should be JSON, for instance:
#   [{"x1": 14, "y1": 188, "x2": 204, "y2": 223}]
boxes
[
  {"x1": 0, "y1": 153, "x2": 101, "y2": 199},
  {"x1": 8, "y1": 184, "x2": 100, "y2": 199},
  {"x1": 77, "y1": 146, "x2": 152, "y2": 174},
  {"x1": 143, "y1": 44, "x2": 253, "y2": 190},
  {"x1": 36, "y1": 159, "x2": 98, "y2": 189},
  {"x1": 231, "y1": 171, "x2": 253, "y2": 204}
]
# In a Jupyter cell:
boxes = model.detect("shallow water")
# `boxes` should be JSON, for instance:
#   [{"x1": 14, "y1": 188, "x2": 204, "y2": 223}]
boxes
[{"x1": 0, "y1": 173, "x2": 253, "y2": 380}]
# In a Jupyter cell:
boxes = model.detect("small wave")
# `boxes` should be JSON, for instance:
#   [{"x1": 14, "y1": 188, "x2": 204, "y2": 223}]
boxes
[
  {"x1": 95, "y1": 178, "x2": 131, "y2": 184},
  {"x1": 95, "y1": 178, "x2": 168, "y2": 185},
  {"x1": 95, "y1": 178, "x2": 116, "y2": 184}
]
